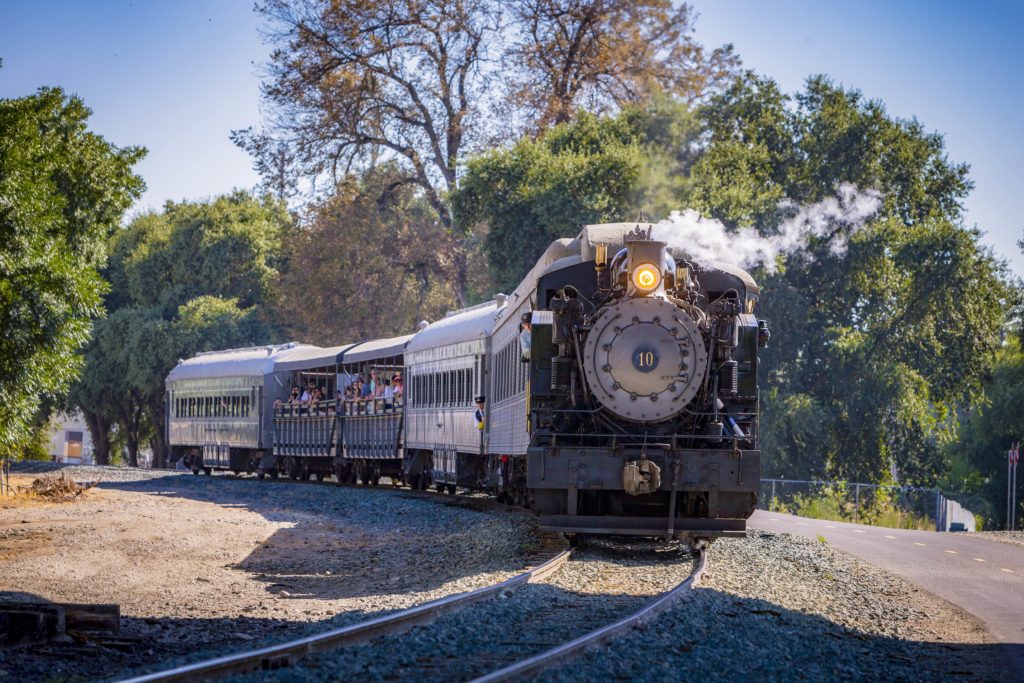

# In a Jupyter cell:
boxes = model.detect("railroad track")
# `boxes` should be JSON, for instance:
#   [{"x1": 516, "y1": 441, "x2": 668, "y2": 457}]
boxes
[
  {"x1": 469, "y1": 543, "x2": 706, "y2": 683},
  {"x1": 116, "y1": 536, "x2": 571, "y2": 683},
  {"x1": 118, "y1": 541, "x2": 704, "y2": 683}
]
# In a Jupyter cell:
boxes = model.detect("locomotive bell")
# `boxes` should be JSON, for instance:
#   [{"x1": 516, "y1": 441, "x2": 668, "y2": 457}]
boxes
[{"x1": 626, "y1": 240, "x2": 670, "y2": 297}]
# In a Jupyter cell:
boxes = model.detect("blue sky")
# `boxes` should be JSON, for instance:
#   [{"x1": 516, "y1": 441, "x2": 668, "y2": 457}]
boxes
[{"x1": 1, "y1": 0, "x2": 1021, "y2": 276}]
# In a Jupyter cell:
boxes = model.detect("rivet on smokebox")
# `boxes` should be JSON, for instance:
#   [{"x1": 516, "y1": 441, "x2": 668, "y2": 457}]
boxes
[
  {"x1": 650, "y1": 394, "x2": 658, "y2": 401},
  {"x1": 630, "y1": 393, "x2": 638, "y2": 401},
  {"x1": 602, "y1": 365, "x2": 611, "y2": 372}
]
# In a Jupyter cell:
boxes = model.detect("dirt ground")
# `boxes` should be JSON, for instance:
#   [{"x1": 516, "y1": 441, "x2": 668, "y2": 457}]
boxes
[{"x1": 0, "y1": 471, "x2": 532, "y2": 681}]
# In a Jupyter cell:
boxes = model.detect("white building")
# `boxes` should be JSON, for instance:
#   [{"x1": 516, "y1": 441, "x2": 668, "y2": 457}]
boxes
[{"x1": 47, "y1": 411, "x2": 93, "y2": 464}]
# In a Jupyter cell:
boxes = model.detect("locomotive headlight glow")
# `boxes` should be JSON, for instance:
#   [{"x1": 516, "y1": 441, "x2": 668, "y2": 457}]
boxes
[{"x1": 631, "y1": 264, "x2": 661, "y2": 292}]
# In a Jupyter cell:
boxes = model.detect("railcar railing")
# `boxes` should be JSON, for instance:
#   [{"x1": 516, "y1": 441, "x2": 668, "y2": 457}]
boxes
[
  {"x1": 273, "y1": 400, "x2": 340, "y2": 458},
  {"x1": 272, "y1": 398, "x2": 404, "y2": 459}
]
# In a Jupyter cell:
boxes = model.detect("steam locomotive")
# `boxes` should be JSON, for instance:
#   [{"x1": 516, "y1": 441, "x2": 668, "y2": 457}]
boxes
[{"x1": 166, "y1": 221, "x2": 768, "y2": 540}]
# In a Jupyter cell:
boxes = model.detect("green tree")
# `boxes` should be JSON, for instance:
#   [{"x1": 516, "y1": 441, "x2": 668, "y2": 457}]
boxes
[
  {"x1": 0, "y1": 88, "x2": 144, "y2": 458},
  {"x1": 276, "y1": 167, "x2": 461, "y2": 343},
  {"x1": 692, "y1": 74, "x2": 1014, "y2": 485},
  {"x1": 950, "y1": 336, "x2": 1024, "y2": 527},
  {"x1": 73, "y1": 192, "x2": 285, "y2": 466},
  {"x1": 453, "y1": 103, "x2": 701, "y2": 292}
]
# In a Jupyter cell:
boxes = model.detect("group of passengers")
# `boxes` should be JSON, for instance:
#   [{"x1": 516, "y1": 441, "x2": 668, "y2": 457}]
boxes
[
  {"x1": 343, "y1": 369, "x2": 403, "y2": 406},
  {"x1": 277, "y1": 371, "x2": 403, "y2": 415}
]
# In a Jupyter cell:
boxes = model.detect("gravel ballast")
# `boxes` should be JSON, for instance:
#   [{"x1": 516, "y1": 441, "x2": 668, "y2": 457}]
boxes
[
  {"x1": 972, "y1": 530, "x2": 1024, "y2": 549},
  {"x1": 227, "y1": 544, "x2": 698, "y2": 683},
  {"x1": 0, "y1": 465, "x2": 533, "y2": 682},
  {"x1": 542, "y1": 530, "x2": 1011, "y2": 682}
]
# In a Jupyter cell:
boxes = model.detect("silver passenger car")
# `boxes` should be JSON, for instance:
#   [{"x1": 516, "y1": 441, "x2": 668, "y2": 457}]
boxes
[
  {"x1": 404, "y1": 300, "x2": 501, "y2": 491},
  {"x1": 165, "y1": 343, "x2": 313, "y2": 474}
]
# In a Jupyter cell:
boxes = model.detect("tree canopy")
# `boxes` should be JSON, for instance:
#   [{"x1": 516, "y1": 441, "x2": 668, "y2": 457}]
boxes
[
  {"x1": 274, "y1": 166, "x2": 463, "y2": 343},
  {"x1": 72, "y1": 192, "x2": 286, "y2": 465},
  {"x1": 694, "y1": 75, "x2": 1014, "y2": 485},
  {"x1": 235, "y1": 0, "x2": 739, "y2": 304},
  {"x1": 0, "y1": 88, "x2": 144, "y2": 458},
  {"x1": 452, "y1": 99, "x2": 702, "y2": 293}
]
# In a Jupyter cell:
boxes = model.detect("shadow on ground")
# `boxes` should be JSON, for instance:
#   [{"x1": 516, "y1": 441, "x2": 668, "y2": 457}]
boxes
[{"x1": 44, "y1": 468, "x2": 534, "y2": 602}]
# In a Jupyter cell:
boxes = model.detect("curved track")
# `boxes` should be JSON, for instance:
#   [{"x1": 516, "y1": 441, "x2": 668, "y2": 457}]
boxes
[
  {"x1": 116, "y1": 539, "x2": 571, "y2": 683},
  {"x1": 469, "y1": 544, "x2": 706, "y2": 683}
]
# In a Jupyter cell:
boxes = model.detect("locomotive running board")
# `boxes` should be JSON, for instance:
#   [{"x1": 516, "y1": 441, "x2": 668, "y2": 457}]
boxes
[{"x1": 539, "y1": 514, "x2": 746, "y2": 538}]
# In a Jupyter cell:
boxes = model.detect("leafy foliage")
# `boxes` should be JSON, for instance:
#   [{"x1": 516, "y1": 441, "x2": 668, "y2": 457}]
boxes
[
  {"x1": 72, "y1": 193, "x2": 285, "y2": 465},
  {"x1": 275, "y1": 167, "x2": 462, "y2": 343},
  {"x1": 0, "y1": 88, "x2": 144, "y2": 458},
  {"x1": 692, "y1": 74, "x2": 1015, "y2": 485},
  {"x1": 452, "y1": 103, "x2": 702, "y2": 293},
  {"x1": 504, "y1": 0, "x2": 740, "y2": 129}
]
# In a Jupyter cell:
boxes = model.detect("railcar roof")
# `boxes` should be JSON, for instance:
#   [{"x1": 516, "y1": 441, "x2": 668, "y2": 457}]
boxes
[
  {"x1": 405, "y1": 300, "x2": 501, "y2": 353},
  {"x1": 166, "y1": 343, "x2": 313, "y2": 383},
  {"x1": 342, "y1": 334, "x2": 415, "y2": 364},
  {"x1": 273, "y1": 343, "x2": 359, "y2": 372}
]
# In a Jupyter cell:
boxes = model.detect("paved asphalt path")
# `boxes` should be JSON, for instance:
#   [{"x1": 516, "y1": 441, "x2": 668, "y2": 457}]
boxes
[{"x1": 750, "y1": 511, "x2": 1024, "y2": 680}]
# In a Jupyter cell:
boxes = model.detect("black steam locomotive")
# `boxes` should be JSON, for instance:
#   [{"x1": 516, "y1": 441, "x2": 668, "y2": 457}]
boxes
[{"x1": 167, "y1": 221, "x2": 767, "y2": 541}]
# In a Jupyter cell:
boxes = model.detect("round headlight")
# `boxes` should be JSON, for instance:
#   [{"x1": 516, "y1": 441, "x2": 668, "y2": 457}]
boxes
[{"x1": 631, "y1": 264, "x2": 661, "y2": 292}]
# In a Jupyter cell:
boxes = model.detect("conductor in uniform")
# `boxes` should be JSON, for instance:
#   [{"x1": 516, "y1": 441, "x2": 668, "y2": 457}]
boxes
[{"x1": 474, "y1": 395, "x2": 486, "y2": 484}]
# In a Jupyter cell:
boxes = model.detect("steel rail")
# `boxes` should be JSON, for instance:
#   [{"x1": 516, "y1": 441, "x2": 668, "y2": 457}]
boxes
[
  {"x1": 117, "y1": 546, "x2": 571, "y2": 683},
  {"x1": 469, "y1": 546, "x2": 707, "y2": 683}
]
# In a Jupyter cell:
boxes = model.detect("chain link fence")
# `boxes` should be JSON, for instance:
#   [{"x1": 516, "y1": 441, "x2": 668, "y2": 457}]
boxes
[{"x1": 758, "y1": 478, "x2": 967, "y2": 531}]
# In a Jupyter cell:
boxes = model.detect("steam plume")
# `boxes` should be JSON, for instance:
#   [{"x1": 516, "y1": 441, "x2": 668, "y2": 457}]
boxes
[{"x1": 651, "y1": 183, "x2": 882, "y2": 272}]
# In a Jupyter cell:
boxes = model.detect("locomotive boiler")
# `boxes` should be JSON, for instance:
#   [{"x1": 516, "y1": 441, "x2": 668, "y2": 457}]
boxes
[{"x1": 520, "y1": 223, "x2": 768, "y2": 539}]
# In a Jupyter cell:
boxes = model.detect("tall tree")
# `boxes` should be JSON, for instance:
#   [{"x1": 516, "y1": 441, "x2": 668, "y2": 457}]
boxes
[
  {"x1": 276, "y1": 166, "x2": 461, "y2": 343},
  {"x1": 235, "y1": 0, "x2": 499, "y2": 305},
  {"x1": 238, "y1": 0, "x2": 736, "y2": 304},
  {"x1": 692, "y1": 74, "x2": 1014, "y2": 484},
  {"x1": 0, "y1": 88, "x2": 144, "y2": 458},
  {"x1": 452, "y1": 101, "x2": 702, "y2": 293},
  {"x1": 73, "y1": 192, "x2": 286, "y2": 466},
  {"x1": 505, "y1": 0, "x2": 740, "y2": 130}
]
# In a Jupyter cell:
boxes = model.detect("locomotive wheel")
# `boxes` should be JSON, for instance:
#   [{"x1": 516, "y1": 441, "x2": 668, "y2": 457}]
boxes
[
  {"x1": 300, "y1": 466, "x2": 311, "y2": 481},
  {"x1": 316, "y1": 472, "x2": 325, "y2": 482},
  {"x1": 435, "y1": 483, "x2": 445, "y2": 494},
  {"x1": 257, "y1": 468, "x2": 266, "y2": 480},
  {"x1": 192, "y1": 469, "x2": 200, "y2": 476},
  {"x1": 270, "y1": 468, "x2": 280, "y2": 479},
  {"x1": 447, "y1": 484, "x2": 456, "y2": 495},
  {"x1": 204, "y1": 467, "x2": 212, "y2": 476}
]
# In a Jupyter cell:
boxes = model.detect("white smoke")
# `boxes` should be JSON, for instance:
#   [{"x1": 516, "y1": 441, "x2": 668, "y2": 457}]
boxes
[{"x1": 650, "y1": 183, "x2": 882, "y2": 272}]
